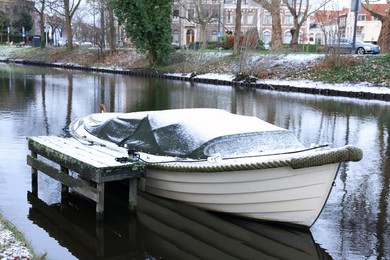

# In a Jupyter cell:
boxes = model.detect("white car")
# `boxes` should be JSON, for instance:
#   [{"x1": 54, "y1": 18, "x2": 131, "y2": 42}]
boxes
[
  {"x1": 327, "y1": 38, "x2": 380, "y2": 54},
  {"x1": 80, "y1": 42, "x2": 93, "y2": 47}
]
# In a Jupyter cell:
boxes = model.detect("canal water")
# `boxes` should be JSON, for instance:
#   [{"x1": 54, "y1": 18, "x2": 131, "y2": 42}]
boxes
[{"x1": 0, "y1": 63, "x2": 389, "y2": 259}]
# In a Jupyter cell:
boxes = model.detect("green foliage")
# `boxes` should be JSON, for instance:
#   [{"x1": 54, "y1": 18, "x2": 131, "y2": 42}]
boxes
[
  {"x1": 13, "y1": 11, "x2": 33, "y2": 33},
  {"x1": 207, "y1": 41, "x2": 218, "y2": 49},
  {"x1": 109, "y1": 0, "x2": 172, "y2": 66},
  {"x1": 0, "y1": 4, "x2": 33, "y2": 36}
]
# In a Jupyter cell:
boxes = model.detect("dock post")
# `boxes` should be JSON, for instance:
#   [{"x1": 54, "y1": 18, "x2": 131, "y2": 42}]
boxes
[
  {"x1": 129, "y1": 179, "x2": 137, "y2": 212},
  {"x1": 31, "y1": 151, "x2": 38, "y2": 196},
  {"x1": 96, "y1": 182, "x2": 105, "y2": 221},
  {"x1": 60, "y1": 166, "x2": 69, "y2": 202}
]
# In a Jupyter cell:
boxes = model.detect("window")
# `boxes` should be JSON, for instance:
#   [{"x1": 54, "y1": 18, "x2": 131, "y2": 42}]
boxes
[
  {"x1": 358, "y1": 14, "x2": 366, "y2": 21},
  {"x1": 340, "y1": 17, "x2": 346, "y2": 27},
  {"x1": 226, "y1": 10, "x2": 233, "y2": 24},
  {"x1": 173, "y1": 9, "x2": 180, "y2": 23},
  {"x1": 285, "y1": 12, "x2": 293, "y2": 25},
  {"x1": 211, "y1": 9, "x2": 219, "y2": 20},
  {"x1": 263, "y1": 10, "x2": 271, "y2": 24},
  {"x1": 247, "y1": 11, "x2": 254, "y2": 25},
  {"x1": 172, "y1": 30, "x2": 179, "y2": 43},
  {"x1": 283, "y1": 30, "x2": 292, "y2": 44},
  {"x1": 188, "y1": 9, "x2": 195, "y2": 21},
  {"x1": 211, "y1": 30, "x2": 218, "y2": 41},
  {"x1": 309, "y1": 33, "x2": 314, "y2": 43},
  {"x1": 263, "y1": 30, "x2": 271, "y2": 44}
]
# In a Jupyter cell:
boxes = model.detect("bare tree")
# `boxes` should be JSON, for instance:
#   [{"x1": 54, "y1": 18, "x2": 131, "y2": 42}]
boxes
[
  {"x1": 176, "y1": 0, "x2": 219, "y2": 48},
  {"x1": 233, "y1": 0, "x2": 242, "y2": 56},
  {"x1": 107, "y1": 3, "x2": 116, "y2": 54},
  {"x1": 33, "y1": 0, "x2": 46, "y2": 46},
  {"x1": 99, "y1": 0, "x2": 105, "y2": 49},
  {"x1": 254, "y1": 0, "x2": 283, "y2": 51},
  {"x1": 65, "y1": 0, "x2": 82, "y2": 49},
  {"x1": 283, "y1": 0, "x2": 331, "y2": 51},
  {"x1": 314, "y1": 7, "x2": 337, "y2": 51},
  {"x1": 50, "y1": 0, "x2": 82, "y2": 50},
  {"x1": 362, "y1": 0, "x2": 390, "y2": 53}
]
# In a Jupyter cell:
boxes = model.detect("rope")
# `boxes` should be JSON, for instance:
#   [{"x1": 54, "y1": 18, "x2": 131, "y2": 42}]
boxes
[{"x1": 145, "y1": 145, "x2": 363, "y2": 172}]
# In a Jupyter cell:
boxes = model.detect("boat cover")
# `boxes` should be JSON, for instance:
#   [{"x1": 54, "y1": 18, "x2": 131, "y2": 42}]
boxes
[{"x1": 84, "y1": 109, "x2": 304, "y2": 159}]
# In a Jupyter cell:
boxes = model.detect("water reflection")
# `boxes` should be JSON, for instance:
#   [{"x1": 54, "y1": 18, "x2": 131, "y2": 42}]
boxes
[
  {"x1": 0, "y1": 63, "x2": 389, "y2": 259},
  {"x1": 27, "y1": 188, "x2": 331, "y2": 260}
]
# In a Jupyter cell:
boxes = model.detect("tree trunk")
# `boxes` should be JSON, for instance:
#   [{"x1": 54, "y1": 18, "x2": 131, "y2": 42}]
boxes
[
  {"x1": 270, "y1": 0, "x2": 283, "y2": 51},
  {"x1": 36, "y1": 0, "x2": 46, "y2": 47},
  {"x1": 362, "y1": 1, "x2": 389, "y2": 53},
  {"x1": 39, "y1": 10, "x2": 45, "y2": 47},
  {"x1": 100, "y1": 1, "x2": 105, "y2": 49},
  {"x1": 149, "y1": 47, "x2": 156, "y2": 66},
  {"x1": 290, "y1": 23, "x2": 301, "y2": 51},
  {"x1": 378, "y1": 16, "x2": 390, "y2": 53},
  {"x1": 200, "y1": 23, "x2": 207, "y2": 48},
  {"x1": 108, "y1": 4, "x2": 116, "y2": 54},
  {"x1": 234, "y1": 0, "x2": 242, "y2": 56},
  {"x1": 64, "y1": 0, "x2": 73, "y2": 50}
]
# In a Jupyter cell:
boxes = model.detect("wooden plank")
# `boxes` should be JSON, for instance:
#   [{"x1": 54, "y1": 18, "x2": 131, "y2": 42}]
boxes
[
  {"x1": 27, "y1": 155, "x2": 99, "y2": 202},
  {"x1": 28, "y1": 136, "x2": 140, "y2": 182},
  {"x1": 29, "y1": 136, "x2": 130, "y2": 167}
]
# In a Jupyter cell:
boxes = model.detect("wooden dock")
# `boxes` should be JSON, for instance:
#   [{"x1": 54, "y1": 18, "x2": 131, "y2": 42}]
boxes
[{"x1": 27, "y1": 136, "x2": 142, "y2": 220}]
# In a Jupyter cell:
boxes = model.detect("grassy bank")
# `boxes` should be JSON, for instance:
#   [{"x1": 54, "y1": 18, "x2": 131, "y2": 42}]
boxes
[
  {"x1": 0, "y1": 212, "x2": 44, "y2": 259},
  {"x1": 0, "y1": 45, "x2": 389, "y2": 87},
  {"x1": 296, "y1": 54, "x2": 390, "y2": 86}
]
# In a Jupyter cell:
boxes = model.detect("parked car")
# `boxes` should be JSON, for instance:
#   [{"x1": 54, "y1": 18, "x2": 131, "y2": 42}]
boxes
[
  {"x1": 80, "y1": 42, "x2": 93, "y2": 47},
  {"x1": 63, "y1": 40, "x2": 80, "y2": 47},
  {"x1": 171, "y1": 41, "x2": 180, "y2": 49},
  {"x1": 326, "y1": 38, "x2": 380, "y2": 55}
]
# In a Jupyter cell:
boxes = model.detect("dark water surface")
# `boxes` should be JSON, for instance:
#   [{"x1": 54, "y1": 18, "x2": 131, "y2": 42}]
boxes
[{"x1": 0, "y1": 63, "x2": 389, "y2": 259}]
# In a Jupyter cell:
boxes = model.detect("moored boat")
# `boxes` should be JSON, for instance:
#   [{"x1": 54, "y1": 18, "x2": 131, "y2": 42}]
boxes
[{"x1": 68, "y1": 108, "x2": 362, "y2": 227}]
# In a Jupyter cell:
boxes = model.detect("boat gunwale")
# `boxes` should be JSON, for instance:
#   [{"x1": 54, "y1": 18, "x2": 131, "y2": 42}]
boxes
[{"x1": 144, "y1": 145, "x2": 362, "y2": 172}]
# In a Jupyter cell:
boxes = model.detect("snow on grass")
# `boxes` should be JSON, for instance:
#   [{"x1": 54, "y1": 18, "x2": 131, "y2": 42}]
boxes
[
  {"x1": 261, "y1": 79, "x2": 390, "y2": 94},
  {"x1": 165, "y1": 53, "x2": 390, "y2": 95},
  {"x1": 0, "y1": 220, "x2": 32, "y2": 260}
]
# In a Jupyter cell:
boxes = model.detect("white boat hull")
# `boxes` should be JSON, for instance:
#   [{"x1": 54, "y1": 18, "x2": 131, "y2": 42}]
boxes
[
  {"x1": 141, "y1": 163, "x2": 339, "y2": 227},
  {"x1": 67, "y1": 109, "x2": 362, "y2": 227}
]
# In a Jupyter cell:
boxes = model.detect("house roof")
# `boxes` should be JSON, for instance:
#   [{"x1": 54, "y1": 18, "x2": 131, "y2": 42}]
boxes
[{"x1": 361, "y1": 4, "x2": 388, "y2": 19}]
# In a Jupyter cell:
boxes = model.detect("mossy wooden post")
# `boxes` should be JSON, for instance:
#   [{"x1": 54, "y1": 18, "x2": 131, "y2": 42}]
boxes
[
  {"x1": 31, "y1": 151, "x2": 38, "y2": 196},
  {"x1": 96, "y1": 183, "x2": 105, "y2": 221},
  {"x1": 61, "y1": 166, "x2": 69, "y2": 202},
  {"x1": 129, "y1": 179, "x2": 137, "y2": 212}
]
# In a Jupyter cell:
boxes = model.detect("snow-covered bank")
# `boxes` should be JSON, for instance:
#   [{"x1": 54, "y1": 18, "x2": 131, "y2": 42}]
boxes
[
  {"x1": 166, "y1": 71, "x2": 390, "y2": 101},
  {"x1": 0, "y1": 219, "x2": 32, "y2": 259},
  {"x1": 202, "y1": 72, "x2": 390, "y2": 94}
]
